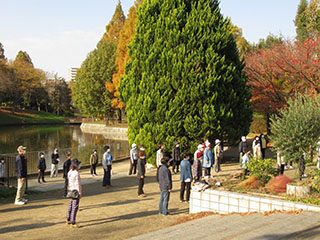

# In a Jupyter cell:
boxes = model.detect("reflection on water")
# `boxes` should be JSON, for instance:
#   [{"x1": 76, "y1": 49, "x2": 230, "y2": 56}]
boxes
[{"x1": 0, "y1": 125, "x2": 129, "y2": 174}]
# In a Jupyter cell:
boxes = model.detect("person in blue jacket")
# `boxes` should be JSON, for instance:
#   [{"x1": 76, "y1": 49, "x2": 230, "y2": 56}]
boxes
[
  {"x1": 102, "y1": 145, "x2": 113, "y2": 188},
  {"x1": 180, "y1": 153, "x2": 193, "y2": 203},
  {"x1": 203, "y1": 143, "x2": 214, "y2": 178}
]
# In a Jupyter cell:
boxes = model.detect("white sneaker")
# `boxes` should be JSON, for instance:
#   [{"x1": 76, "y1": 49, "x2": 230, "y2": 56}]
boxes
[
  {"x1": 204, "y1": 176, "x2": 209, "y2": 179},
  {"x1": 284, "y1": 166, "x2": 288, "y2": 169},
  {"x1": 290, "y1": 166, "x2": 294, "y2": 169},
  {"x1": 302, "y1": 174, "x2": 307, "y2": 178},
  {"x1": 91, "y1": 174, "x2": 94, "y2": 177},
  {"x1": 22, "y1": 198, "x2": 28, "y2": 202},
  {"x1": 14, "y1": 201, "x2": 25, "y2": 205}
]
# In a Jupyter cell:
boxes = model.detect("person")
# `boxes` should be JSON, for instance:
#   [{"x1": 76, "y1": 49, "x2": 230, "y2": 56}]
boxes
[
  {"x1": 214, "y1": 139, "x2": 222, "y2": 173},
  {"x1": 102, "y1": 145, "x2": 113, "y2": 188},
  {"x1": 66, "y1": 159, "x2": 82, "y2": 228},
  {"x1": 50, "y1": 148, "x2": 60, "y2": 177},
  {"x1": 63, "y1": 151, "x2": 72, "y2": 198},
  {"x1": 172, "y1": 141, "x2": 181, "y2": 174},
  {"x1": 156, "y1": 143, "x2": 164, "y2": 168},
  {"x1": 180, "y1": 153, "x2": 192, "y2": 203},
  {"x1": 193, "y1": 144, "x2": 204, "y2": 181},
  {"x1": 259, "y1": 134, "x2": 268, "y2": 159},
  {"x1": 129, "y1": 143, "x2": 138, "y2": 175},
  {"x1": 15, "y1": 145, "x2": 28, "y2": 205},
  {"x1": 277, "y1": 152, "x2": 286, "y2": 175},
  {"x1": 37, "y1": 152, "x2": 46, "y2": 184},
  {"x1": 158, "y1": 158, "x2": 172, "y2": 216},
  {"x1": 239, "y1": 136, "x2": 249, "y2": 165},
  {"x1": 137, "y1": 145, "x2": 147, "y2": 197},
  {"x1": 89, "y1": 150, "x2": 98, "y2": 176},
  {"x1": 203, "y1": 143, "x2": 213, "y2": 178},
  {"x1": 242, "y1": 150, "x2": 251, "y2": 177},
  {"x1": 252, "y1": 136, "x2": 262, "y2": 159}
]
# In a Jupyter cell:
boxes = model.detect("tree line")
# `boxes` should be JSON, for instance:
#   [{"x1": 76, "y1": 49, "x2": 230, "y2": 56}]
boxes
[{"x1": 0, "y1": 47, "x2": 72, "y2": 116}]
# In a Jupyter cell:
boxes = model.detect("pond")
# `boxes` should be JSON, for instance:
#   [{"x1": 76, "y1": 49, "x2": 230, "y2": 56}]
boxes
[{"x1": 0, "y1": 125, "x2": 129, "y2": 175}]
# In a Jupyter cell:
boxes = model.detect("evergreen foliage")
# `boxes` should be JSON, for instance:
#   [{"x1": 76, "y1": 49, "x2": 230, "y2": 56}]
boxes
[
  {"x1": 72, "y1": 39, "x2": 117, "y2": 118},
  {"x1": 270, "y1": 94, "x2": 320, "y2": 179},
  {"x1": 119, "y1": 0, "x2": 252, "y2": 164},
  {"x1": 295, "y1": 0, "x2": 309, "y2": 41}
]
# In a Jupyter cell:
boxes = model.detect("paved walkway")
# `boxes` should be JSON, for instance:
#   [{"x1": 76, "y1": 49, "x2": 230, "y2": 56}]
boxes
[{"x1": 129, "y1": 211, "x2": 320, "y2": 240}]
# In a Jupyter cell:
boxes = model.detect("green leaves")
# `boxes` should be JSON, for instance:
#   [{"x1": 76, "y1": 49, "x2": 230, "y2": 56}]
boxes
[{"x1": 119, "y1": 0, "x2": 252, "y2": 163}]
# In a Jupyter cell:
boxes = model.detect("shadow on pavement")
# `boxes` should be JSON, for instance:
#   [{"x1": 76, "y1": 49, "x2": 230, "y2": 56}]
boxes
[
  {"x1": 0, "y1": 203, "x2": 63, "y2": 213},
  {"x1": 81, "y1": 207, "x2": 188, "y2": 228},
  {"x1": 252, "y1": 224, "x2": 320, "y2": 240},
  {"x1": 0, "y1": 222, "x2": 63, "y2": 234}
]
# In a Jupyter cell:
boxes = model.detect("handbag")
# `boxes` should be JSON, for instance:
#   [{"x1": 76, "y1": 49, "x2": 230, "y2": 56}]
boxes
[{"x1": 67, "y1": 189, "x2": 79, "y2": 199}]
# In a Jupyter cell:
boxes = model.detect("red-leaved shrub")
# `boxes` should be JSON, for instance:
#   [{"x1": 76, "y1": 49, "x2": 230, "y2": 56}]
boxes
[{"x1": 265, "y1": 175, "x2": 293, "y2": 193}]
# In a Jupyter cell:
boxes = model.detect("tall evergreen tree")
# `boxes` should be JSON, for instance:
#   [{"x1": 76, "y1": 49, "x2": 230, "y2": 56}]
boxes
[
  {"x1": 119, "y1": 0, "x2": 252, "y2": 164},
  {"x1": 295, "y1": 0, "x2": 311, "y2": 41},
  {"x1": 104, "y1": 0, "x2": 126, "y2": 43}
]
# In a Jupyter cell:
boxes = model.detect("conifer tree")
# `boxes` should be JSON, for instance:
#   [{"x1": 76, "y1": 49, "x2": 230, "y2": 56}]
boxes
[
  {"x1": 119, "y1": 0, "x2": 252, "y2": 164},
  {"x1": 107, "y1": 0, "x2": 143, "y2": 120},
  {"x1": 104, "y1": 0, "x2": 126, "y2": 43},
  {"x1": 72, "y1": 39, "x2": 116, "y2": 118}
]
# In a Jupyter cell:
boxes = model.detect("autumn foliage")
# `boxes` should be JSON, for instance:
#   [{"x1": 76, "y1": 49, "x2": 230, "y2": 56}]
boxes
[{"x1": 245, "y1": 37, "x2": 320, "y2": 115}]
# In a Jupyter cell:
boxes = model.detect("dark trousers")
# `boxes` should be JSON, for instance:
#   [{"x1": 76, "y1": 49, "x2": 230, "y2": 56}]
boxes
[
  {"x1": 103, "y1": 165, "x2": 112, "y2": 186},
  {"x1": 180, "y1": 181, "x2": 191, "y2": 201},
  {"x1": 172, "y1": 160, "x2": 180, "y2": 173},
  {"x1": 159, "y1": 189, "x2": 170, "y2": 215},
  {"x1": 261, "y1": 149, "x2": 266, "y2": 159},
  {"x1": 129, "y1": 160, "x2": 137, "y2": 175},
  {"x1": 64, "y1": 178, "x2": 68, "y2": 197},
  {"x1": 38, "y1": 169, "x2": 45, "y2": 183},
  {"x1": 67, "y1": 198, "x2": 79, "y2": 225},
  {"x1": 138, "y1": 177, "x2": 144, "y2": 195},
  {"x1": 90, "y1": 163, "x2": 97, "y2": 175},
  {"x1": 279, "y1": 164, "x2": 285, "y2": 175},
  {"x1": 204, "y1": 167, "x2": 211, "y2": 177}
]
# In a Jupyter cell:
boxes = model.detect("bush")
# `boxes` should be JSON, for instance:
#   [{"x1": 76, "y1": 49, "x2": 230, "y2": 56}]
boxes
[
  {"x1": 310, "y1": 169, "x2": 320, "y2": 192},
  {"x1": 247, "y1": 157, "x2": 278, "y2": 183},
  {"x1": 265, "y1": 175, "x2": 293, "y2": 193},
  {"x1": 237, "y1": 175, "x2": 263, "y2": 190}
]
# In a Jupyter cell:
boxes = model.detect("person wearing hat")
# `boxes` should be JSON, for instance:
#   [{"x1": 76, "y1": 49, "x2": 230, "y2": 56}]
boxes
[
  {"x1": 15, "y1": 145, "x2": 28, "y2": 205},
  {"x1": 37, "y1": 152, "x2": 46, "y2": 184},
  {"x1": 172, "y1": 141, "x2": 181, "y2": 174},
  {"x1": 129, "y1": 143, "x2": 138, "y2": 175},
  {"x1": 63, "y1": 151, "x2": 72, "y2": 198},
  {"x1": 203, "y1": 142, "x2": 213, "y2": 178},
  {"x1": 50, "y1": 148, "x2": 60, "y2": 177},
  {"x1": 193, "y1": 144, "x2": 204, "y2": 181},
  {"x1": 239, "y1": 136, "x2": 249, "y2": 166},
  {"x1": 214, "y1": 139, "x2": 223, "y2": 173},
  {"x1": 89, "y1": 150, "x2": 98, "y2": 176},
  {"x1": 66, "y1": 159, "x2": 82, "y2": 228}
]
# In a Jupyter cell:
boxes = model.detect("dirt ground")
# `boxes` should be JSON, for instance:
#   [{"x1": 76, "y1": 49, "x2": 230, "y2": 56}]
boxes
[{"x1": 0, "y1": 141, "x2": 297, "y2": 240}]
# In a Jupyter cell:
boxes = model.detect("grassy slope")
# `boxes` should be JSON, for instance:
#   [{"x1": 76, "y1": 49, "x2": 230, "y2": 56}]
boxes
[{"x1": 0, "y1": 109, "x2": 65, "y2": 126}]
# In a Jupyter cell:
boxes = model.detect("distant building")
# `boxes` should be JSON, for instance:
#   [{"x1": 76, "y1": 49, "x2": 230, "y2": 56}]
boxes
[{"x1": 68, "y1": 67, "x2": 79, "y2": 82}]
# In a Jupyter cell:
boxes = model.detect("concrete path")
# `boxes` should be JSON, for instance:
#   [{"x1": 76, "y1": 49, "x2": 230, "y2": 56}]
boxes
[{"x1": 129, "y1": 211, "x2": 320, "y2": 240}]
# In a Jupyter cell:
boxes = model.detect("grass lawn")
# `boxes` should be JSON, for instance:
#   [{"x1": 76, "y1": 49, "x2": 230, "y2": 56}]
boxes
[{"x1": 0, "y1": 109, "x2": 65, "y2": 126}]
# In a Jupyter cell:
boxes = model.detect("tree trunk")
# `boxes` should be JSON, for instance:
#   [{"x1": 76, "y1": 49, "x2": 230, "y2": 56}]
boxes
[
  {"x1": 266, "y1": 113, "x2": 271, "y2": 135},
  {"x1": 118, "y1": 108, "x2": 122, "y2": 123},
  {"x1": 298, "y1": 157, "x2": 305, "y2": 180}
]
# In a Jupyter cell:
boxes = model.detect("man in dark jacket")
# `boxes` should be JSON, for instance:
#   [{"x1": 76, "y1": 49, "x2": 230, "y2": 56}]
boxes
[
  {"x1": 137, "y1": 145, "x2": 146, "y2": 197},
  {"x1": 63, "y1": 151, "x2": 72, "y2": 198},
  {"x1": 172, "y1": 141, "x2": 180, "y2": 174},
  {"x1": 37, "y1": 152, "x2": 46, "y2": 183},
  {"x1": 239, "y1": 136, "x2": 249, "y2": 165},
  {"x1": 15, "y1": 145, "x2": 28, "y2": 205},
  {"x1": 50, "y1": 148, "x2": 60, "y2": 177},
  {"x1": 158, "y1": 158, "x2": 172, "y2": 216}
]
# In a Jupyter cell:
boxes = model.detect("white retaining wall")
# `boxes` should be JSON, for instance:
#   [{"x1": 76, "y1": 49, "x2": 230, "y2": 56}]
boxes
[
  {"x1": 190, "y1": 189, "x2": 320, "y2": 214},
  {"x1": 80, "y1": 123, "x2": 128, "y2": 140}
]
